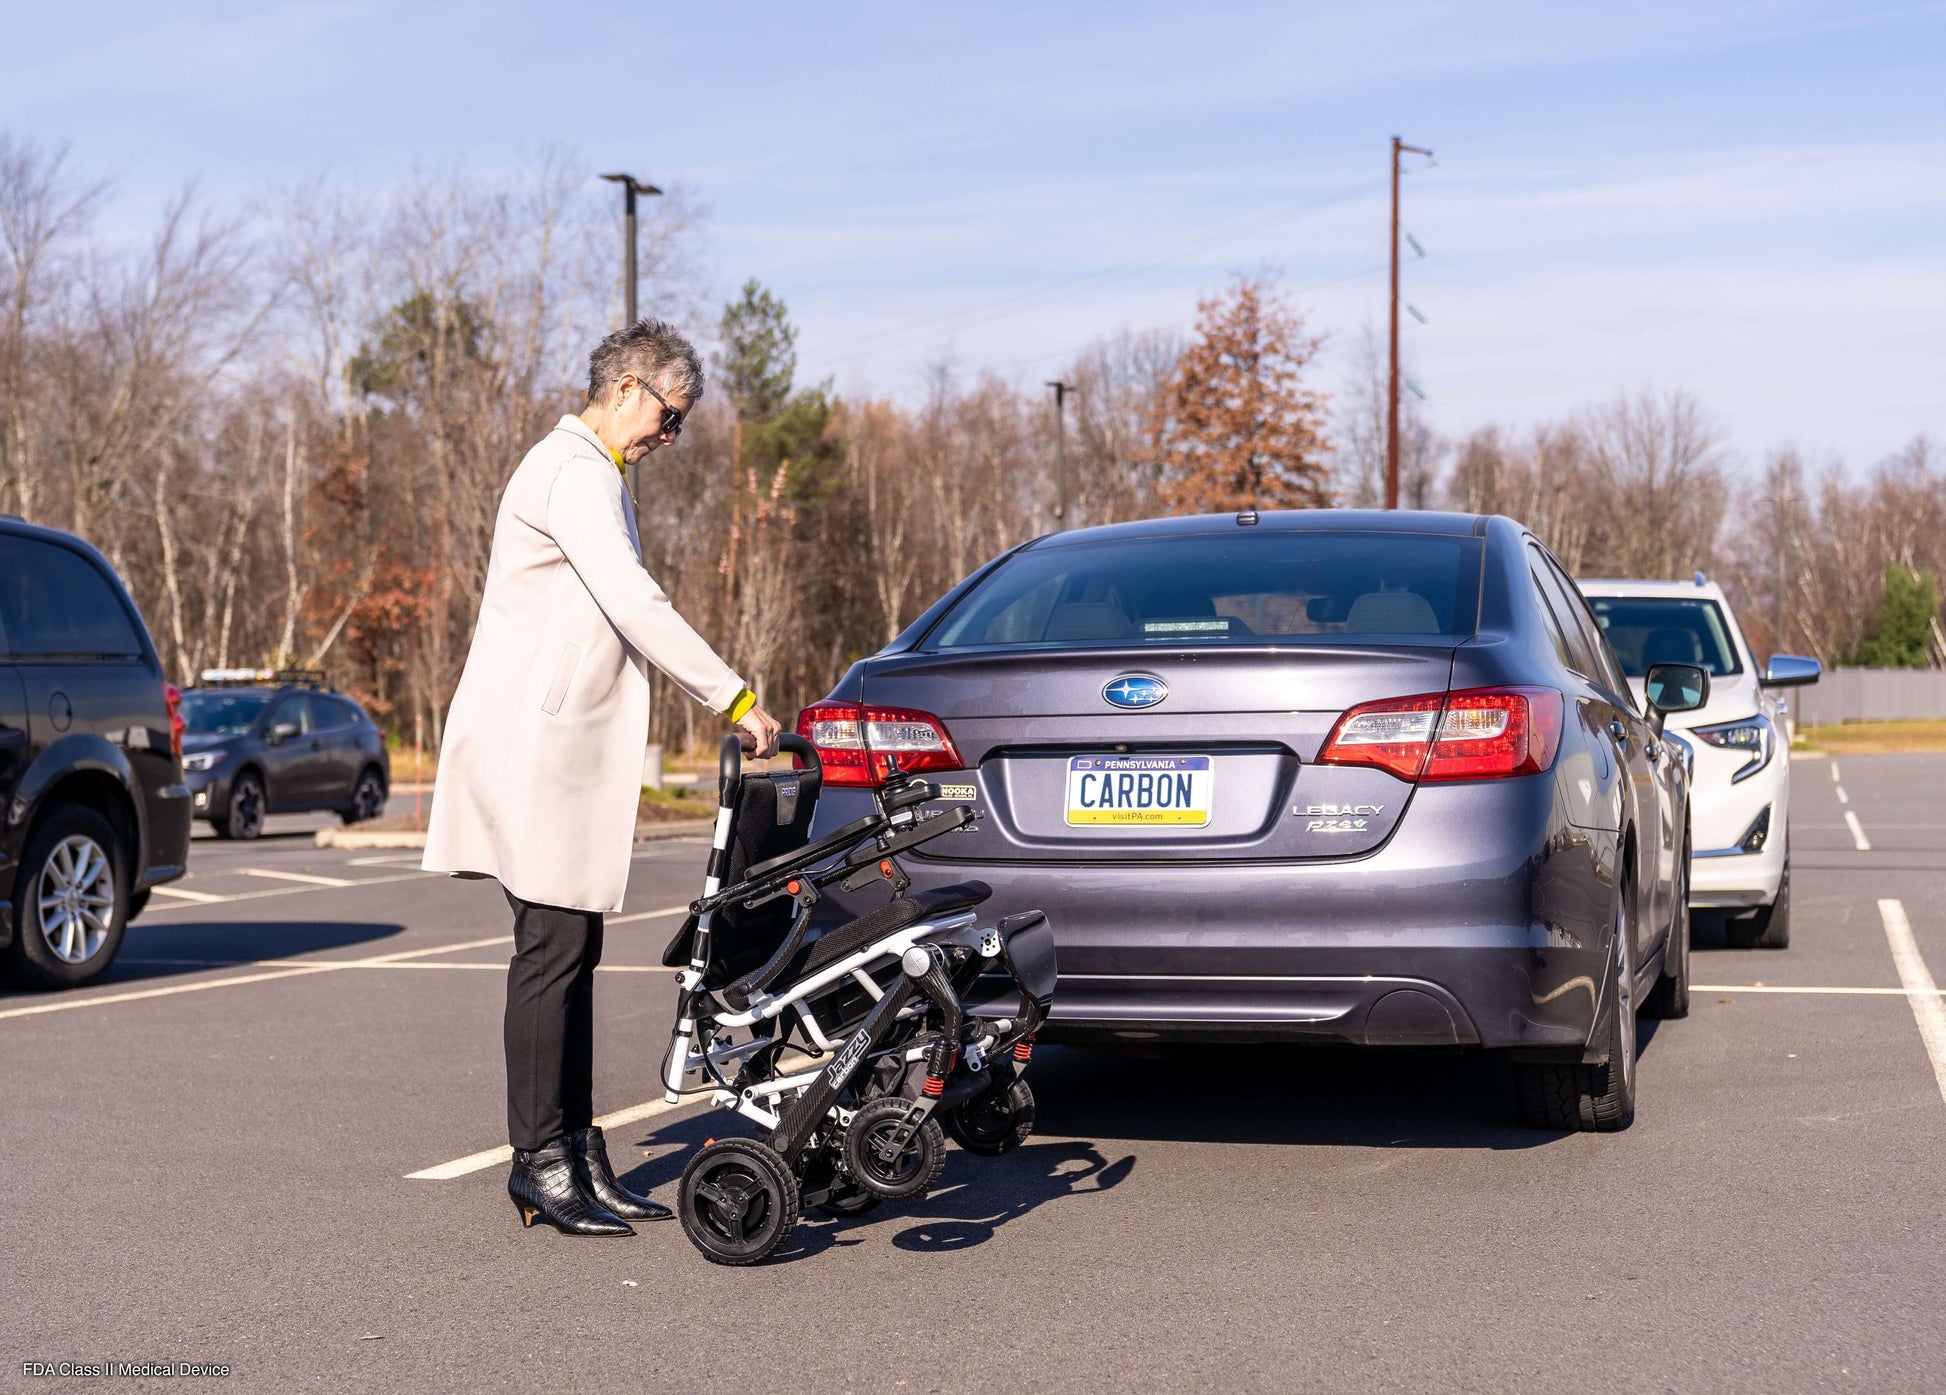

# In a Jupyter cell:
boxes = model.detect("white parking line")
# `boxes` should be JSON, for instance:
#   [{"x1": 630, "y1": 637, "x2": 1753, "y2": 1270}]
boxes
[
  {"x1": 1878, "y1": 899, "x2": 1946, "y2": 1108},
  {"x1": 147, "y1": 885, "x2": 229, "y2": 904},
  {"x1": 405, "y1": 1095, "x2": 694, "y2": 1181},
  {"x1": 141, "y1": 869, "x2": 439, "y2": 914},
  {"x1": 239, "y1": 868, "x2": 357, "y2": 887},
  {"x1": 1695, "y1": 983, "x2": 1946, "y2": 996},
  {"x1": 347, "y1": 853, "x2": 428, "y2": 867},
  {"x1": 1844, "y1": 811, "x2": 1872, "y2": 850},
  {"x1": 0, "y1": 934, "x2": 516, "y2": 1021},
  {"x1": 608, "y1": 904, "x2": 690, "y2": 926},
  {"x1": 1830, "y1": 760, "x2": 1842, "y2": 782},
  {"x1": 406, "y1": 1051, "x2": 820, "y2": 1181},
  {"x1": 1836, "y1": 786, "x2": 1849, "y2": 805}
]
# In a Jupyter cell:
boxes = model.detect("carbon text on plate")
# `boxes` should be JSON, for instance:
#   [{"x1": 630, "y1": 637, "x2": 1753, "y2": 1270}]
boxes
[{"x1": 1066, "y1": 755, "x2": 1213, "y2": 827}]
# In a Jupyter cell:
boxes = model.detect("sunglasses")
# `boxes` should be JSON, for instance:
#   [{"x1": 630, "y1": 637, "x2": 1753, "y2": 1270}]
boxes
[{"x1": 632, "y1": 377, "x2": 685, "y2": 439}]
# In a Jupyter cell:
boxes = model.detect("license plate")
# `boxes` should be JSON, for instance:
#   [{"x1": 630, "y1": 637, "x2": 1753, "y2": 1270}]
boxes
[{"x1": 1065, "y1": 755, "x2": 1212, "y2": 827}]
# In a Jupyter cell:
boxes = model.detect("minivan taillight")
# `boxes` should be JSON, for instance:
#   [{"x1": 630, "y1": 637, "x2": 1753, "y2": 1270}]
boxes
[
  {"x1": 162, "y1": 682, "x2": 185, "y2": 758},
  {"x1": 1317, "y1": 687, "x2": 1563, "y2": 783},
  {"x1": 795, "y1": 702, "x2": 963, "y2": 787}
]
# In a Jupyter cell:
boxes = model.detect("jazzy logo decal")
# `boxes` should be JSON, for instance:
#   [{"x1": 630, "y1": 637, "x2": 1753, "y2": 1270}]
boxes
[{"x1": 1102, "y1": 675, "x2": 1168, "y2": 709}]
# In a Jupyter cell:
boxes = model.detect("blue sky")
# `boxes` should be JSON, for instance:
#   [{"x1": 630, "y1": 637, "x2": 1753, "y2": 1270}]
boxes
[{"x1": 6, "y1": 1, "x2": 1944, "y2": 471}]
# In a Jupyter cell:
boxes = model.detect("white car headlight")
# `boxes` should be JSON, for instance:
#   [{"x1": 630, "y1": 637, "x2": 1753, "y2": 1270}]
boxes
[
  {"x1": 182, "y1": 751, "x2": 224, "y2": 772},
  {"x1": 1693, "y1": 714, "x2": 1773, "y2": 783}
]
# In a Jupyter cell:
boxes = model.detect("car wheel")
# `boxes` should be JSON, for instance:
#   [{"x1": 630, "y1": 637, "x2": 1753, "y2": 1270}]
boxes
[
  {"x1": 1644, "y1": 824, "x2": 1691, "y2": 1019},
  {"x1": 340, "y1": 767, "x2": 387, "y2": 825},
  {"x1": 127, "y1": 887, "x2": 152, "y2": 923},
  {"x1": 7, "y1": 805, "x2": 128, "y2": 991},
  {"x1": 1728, "y1": 844, "x2": 1789, "y2": 950},
  {"x1": 1514, "y1": 874, "x2": 1637, "y2": 1131},
  {"x1": 215, "y1": 772, "x2": 265, "y2": 841}
]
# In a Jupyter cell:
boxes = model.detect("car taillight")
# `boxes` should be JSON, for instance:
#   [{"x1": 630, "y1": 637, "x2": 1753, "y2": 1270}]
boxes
[
  {"x1": 1317, "y1": 687, "x2": 1563, "y2": 783},
  {"x1": 162, "y1": 682, "x2": 185, "y2": 758},
  {"x1": 795, "y1": 702, "x2": 963, "y2": 787}
]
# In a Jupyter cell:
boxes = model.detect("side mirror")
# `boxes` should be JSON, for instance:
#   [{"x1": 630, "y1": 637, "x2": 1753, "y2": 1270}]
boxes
[
  {"x1": 1645, "y1": 663, "x2": 1710, "y2": 719},
  {"x1": 1762, "y1": 654, "x2": 1822, "y2": 688},
  {"x1": 266, "y1": 721, "x2": 301, "y2": 746}
]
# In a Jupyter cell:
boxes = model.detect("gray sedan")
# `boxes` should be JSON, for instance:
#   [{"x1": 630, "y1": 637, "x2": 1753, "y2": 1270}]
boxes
[{"x1": 795, "y1": 510, "x2": 1704, "y2": 1131}]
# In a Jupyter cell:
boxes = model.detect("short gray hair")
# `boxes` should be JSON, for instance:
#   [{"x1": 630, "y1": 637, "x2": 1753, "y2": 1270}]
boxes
[{"x1": 585, "y1": 318, "x2": 705, "y2": 407}]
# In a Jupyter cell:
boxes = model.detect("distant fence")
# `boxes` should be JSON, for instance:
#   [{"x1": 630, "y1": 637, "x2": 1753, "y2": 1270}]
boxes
[{"x1": 1791, "y1": 668, "x2": 1946, "y2": 726}]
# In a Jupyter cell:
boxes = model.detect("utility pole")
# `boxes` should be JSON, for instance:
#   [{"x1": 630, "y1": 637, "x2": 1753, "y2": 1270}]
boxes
[
  {"x1": 1046, "y1": 380, "x2": 1076, "y2": 529},
  {"x1": 599, "y1": 172, "x2": 663, "y2": 510},
  {"x1": 1387, "y1": 136, "x2": 1432, "y2": 510}
]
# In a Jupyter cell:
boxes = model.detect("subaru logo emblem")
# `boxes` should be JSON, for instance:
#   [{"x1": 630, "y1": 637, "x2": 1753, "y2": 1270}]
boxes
[{"x1": 1103, "y1": 675, "x2": 1168, "y2": 709}]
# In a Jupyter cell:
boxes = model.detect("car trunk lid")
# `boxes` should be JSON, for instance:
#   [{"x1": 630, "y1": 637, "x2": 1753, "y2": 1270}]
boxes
[{"x1": 861, "y1": 644, "x2": 1457, "y2": 862}]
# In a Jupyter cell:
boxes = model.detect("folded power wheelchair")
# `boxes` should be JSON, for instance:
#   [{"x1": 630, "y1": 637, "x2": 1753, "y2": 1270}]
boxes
[{"x1": 658, "y1": 734, "x2": 1056, "y2": 1265}]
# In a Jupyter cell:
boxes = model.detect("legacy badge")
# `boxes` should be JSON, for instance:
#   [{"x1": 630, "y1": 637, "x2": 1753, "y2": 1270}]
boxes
[{"x1": 1296, "y1": 801, "x2": 1383, "y2": 834}]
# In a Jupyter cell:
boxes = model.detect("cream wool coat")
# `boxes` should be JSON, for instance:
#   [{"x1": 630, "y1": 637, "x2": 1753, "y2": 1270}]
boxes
[{"x1": 423, "y1": 416, "x2": 745, "y2": 912}]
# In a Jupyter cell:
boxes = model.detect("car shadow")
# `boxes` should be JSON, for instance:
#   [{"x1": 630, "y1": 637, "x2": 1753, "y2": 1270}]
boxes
[
  {"x1": 615, "y1": 1109, "x2": 1134, "y2": 1263},
  {"x1": 1006, "y1": 1043, "x2": 1615, "y2": 1151},
  {"x1": 0, "y1": 920, "x2": 409, "y2": 996}
]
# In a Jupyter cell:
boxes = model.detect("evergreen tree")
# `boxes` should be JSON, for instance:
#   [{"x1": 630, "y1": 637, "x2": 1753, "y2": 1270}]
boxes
[
  {"x1": 715, "y1": 278, "x2": 797, "y2": 425},
  {"x1": 1848, "y1": 565, "x2": 1939, "y2": 667}
]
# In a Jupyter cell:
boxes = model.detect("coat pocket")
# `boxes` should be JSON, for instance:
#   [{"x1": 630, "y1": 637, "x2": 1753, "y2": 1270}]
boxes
[{"x1": 541, "y1": 641, "x2": 582, "y2": 716}]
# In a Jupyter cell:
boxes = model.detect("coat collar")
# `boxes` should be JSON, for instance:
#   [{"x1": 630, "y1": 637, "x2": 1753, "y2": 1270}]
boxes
[{"x1": 553, "y1": 414, "x2": 624, "y2": 470}]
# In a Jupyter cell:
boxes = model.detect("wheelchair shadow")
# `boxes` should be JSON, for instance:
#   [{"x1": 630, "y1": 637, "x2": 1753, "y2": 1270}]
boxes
[{"x1": 616, "y1": 1111, "x2": 1135, "y2": 1263}]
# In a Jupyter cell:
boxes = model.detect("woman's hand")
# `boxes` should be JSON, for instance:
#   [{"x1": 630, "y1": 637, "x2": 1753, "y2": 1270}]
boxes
[{"x1": 736, "y1": 704, "x2": 782, "y2": 759}]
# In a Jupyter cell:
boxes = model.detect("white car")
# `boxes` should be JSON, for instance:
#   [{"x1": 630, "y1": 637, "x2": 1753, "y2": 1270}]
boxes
[{"x1": 1576, "y1": 574, "x2": 1821, "y2": 948}]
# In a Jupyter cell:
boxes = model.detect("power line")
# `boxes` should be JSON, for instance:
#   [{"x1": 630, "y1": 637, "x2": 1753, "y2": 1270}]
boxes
[{"x1": 810, "y1": 177, "x2": 1390, "y2": 371}]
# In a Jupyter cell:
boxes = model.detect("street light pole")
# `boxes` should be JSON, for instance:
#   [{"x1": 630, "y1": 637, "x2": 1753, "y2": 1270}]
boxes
[
  {"x1": 1387, "y1": 135, "x2": 1432, "y2": 511},
  {"x1": 1046, "y1": 380, "x2": 1076, "y2": 529},
  {"x1": 599, "y1": 172, "x2": 663, "y2": 511}
]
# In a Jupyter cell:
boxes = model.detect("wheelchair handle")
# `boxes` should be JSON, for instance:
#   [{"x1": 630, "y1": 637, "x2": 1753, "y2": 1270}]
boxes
[
  {"x1": 778, "y1": 732, "x2": 823, "y2": 811},
  {"x1": 719, "y1": 731, "x2": 824, "y2": 811}
]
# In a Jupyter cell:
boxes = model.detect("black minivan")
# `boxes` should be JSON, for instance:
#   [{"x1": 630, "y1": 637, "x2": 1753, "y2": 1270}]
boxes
[{"x1": 0, "y1": 517, "x2": 193, "y2": 989}]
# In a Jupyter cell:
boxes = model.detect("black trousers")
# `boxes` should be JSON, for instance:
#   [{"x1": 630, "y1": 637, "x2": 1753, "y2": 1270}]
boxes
[{"x1": 503, "y1": 888, "x2": 605, "y2": 1152}]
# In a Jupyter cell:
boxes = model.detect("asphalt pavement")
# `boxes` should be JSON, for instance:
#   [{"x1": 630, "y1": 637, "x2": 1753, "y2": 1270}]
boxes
[{"x1": 4, "y1": 754, "x2": 1943, "y2": 1393}]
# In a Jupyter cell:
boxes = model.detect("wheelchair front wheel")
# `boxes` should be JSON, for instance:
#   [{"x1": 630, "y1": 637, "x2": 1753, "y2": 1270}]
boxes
[{"x1": 679, "y1": 1137, "x2": 801, "y2": 1265}]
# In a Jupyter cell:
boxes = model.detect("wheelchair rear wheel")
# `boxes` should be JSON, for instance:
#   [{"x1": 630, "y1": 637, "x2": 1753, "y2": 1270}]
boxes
[
  {"x1": 679, "y1": 1137, "x2": 801, "y2": 1265},
  {"x1": 944, "y1": 1078, "x2": 1035, "y2": 1156}
]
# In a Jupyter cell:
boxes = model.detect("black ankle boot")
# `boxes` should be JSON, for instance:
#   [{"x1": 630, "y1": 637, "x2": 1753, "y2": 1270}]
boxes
[
  {"x1": 509, "y1": 1136, "x2": 634, "y2": 1236},
  {"x1": 569, "y1": 1125, "x2": 672, "y2": 1222}
]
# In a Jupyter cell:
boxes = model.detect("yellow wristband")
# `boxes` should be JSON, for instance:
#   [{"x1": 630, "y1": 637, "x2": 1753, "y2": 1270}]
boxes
[{"x1": 727, "y1": 688, "x2": 756, "y2": 722}]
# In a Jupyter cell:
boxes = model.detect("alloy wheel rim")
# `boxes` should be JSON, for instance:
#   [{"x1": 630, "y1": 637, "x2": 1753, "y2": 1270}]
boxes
[
  {"x1": 38, "y1": 834, "x2": 115, "y2": 964},
  {"x1": 355, "y1": 776, "x2": 383, "y2": 819},
  {"x1": 236, "y1": 781, "x2": 263, "y2": 835}
]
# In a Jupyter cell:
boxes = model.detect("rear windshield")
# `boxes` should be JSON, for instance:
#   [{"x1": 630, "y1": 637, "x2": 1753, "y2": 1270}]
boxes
[
  {"x1": 182, "y1": 691, "x2": 272, "y2": 735},
  {"x1": 1584, "y1": 596, "x2": 1743, "y2": 677},
  {"x1": 927, "y1": 531, "x2": 1481, "y2": 651}
]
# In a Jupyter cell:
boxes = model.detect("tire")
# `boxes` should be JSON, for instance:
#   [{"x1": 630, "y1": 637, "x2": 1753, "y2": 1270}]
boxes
[
  {"x1": 1644, "y1": 825, "x2": 1691, "y2": 1020},
  {"x1": 678, "y1": 1137, "x2": 800, "y2": 1266},
  {"x1": 7, "y1": 805, "x2": 128, "y2": 991},
  {"x1": 127, "y1": 887, "x2": 152, "y2": 923},
  {"x1": 214, "y1": 771, "x2": 265, "y2": 841},
  {"x1": 340, "y1": 766, "x2": 387, "y2": 825},
  {"x1": 943, "y1": 1077, "x2": 1036, "y2": 1156},
  {"x1": 1514, "y1": 875, "x2": 1637, "y2": 1132},
  {"x1": 843, "y1": 1097, "x2": 947, "y2": 1202},
  {"x1": 1728, "y1": 845, "x2": 1790, "y2": 950}
]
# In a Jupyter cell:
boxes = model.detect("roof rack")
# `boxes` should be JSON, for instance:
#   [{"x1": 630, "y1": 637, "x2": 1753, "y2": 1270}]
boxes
[{"x1": 196, "y1": 667, "x2": 330, "y2": 689}]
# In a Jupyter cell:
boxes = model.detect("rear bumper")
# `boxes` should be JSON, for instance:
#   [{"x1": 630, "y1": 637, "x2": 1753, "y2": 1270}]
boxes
[{"x1": 815, "y1": 776, "x2": 1620, "y2": 1052}]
